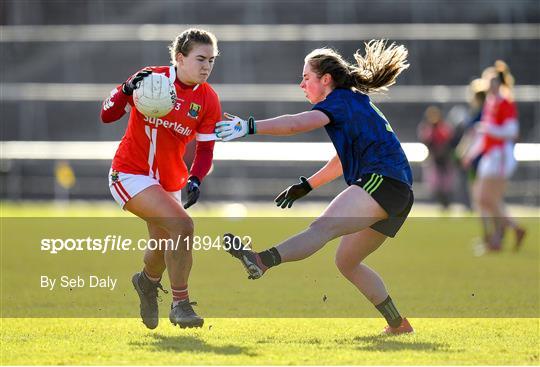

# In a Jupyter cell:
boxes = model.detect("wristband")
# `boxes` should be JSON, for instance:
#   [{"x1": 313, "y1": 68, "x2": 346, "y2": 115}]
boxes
[
  {"x1": 248, "y1": 116, "x2": 257, "y2": 135},
  {"x1": 188, "y1": 176, "x2": 201, "y2": 187},
  {"x1": 299, "y1": 176, "x2": 313, "y2": 192}
]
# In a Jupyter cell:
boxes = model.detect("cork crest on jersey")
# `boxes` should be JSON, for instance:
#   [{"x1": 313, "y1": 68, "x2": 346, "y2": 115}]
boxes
[{"x1": 188, "y1": 102, "x2": 202, "y2": 119}]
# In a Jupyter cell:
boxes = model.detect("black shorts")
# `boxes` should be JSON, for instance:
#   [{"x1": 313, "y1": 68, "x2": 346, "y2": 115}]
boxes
[{"x1": 353, "y1": 173, "x2": 414, "y2": 238}]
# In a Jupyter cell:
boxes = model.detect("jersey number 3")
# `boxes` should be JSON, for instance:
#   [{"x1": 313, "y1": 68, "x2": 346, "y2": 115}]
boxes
[{"x1": 370, "y1": 102, "x2": 394, "y2": 133}]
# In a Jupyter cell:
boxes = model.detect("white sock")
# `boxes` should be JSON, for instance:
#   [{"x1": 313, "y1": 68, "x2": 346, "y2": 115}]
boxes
[{"x1": 143, "y1": 270, "x2": 161, "y2": 283}]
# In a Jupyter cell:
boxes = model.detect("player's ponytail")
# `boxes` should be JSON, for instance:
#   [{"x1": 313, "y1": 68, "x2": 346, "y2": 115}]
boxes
[
  {"x1": 494, "y1": 59, "x2": 515, "y2": 100},
  {"x1": 494, "y1": 59, "x2": 514, "y2": 89},
  {"x1": 305, "y1": 40, "x2": 408, "y2": 94},
  {"x1": 482, "y1": 59, "x2": 515, "y2": 100},
  {"x1": 349, "y1": 40, "x2": 409, "y2": 94}
]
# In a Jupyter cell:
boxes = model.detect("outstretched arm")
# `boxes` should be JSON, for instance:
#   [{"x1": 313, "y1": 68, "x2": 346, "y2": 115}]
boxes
[
  {"x1": 215, "y1": 110, "x2": 330, "y2": 141},
  {"x1": 256, "y1": 110, "x2": 330, "y2": 136}
]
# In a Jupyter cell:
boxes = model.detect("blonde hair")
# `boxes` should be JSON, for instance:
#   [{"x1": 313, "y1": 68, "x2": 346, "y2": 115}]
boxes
[
  {"x1": 169, "y1": 28, "x2": 218, "y2": 66},
  {"x1": 468, "y1": 78, "x2": 488, "y2": 109},
  {"x1": 305, "y1": 40, "x2": 409, "y2": 94},
  {"x1": 495, "y1": 60, "x2": 515, "y2": 100},
  {"x1": 483, "y1": 60, "x2": 515, "y2": 100}
]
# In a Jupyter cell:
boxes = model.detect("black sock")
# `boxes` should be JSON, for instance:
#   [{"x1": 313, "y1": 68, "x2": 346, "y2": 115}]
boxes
[
  {"x1": 375, "y1": 295, "x2": 403, "y2": 328},
  {"x1": 258, "y1": 247, "x2": 282, "y2": 268}
]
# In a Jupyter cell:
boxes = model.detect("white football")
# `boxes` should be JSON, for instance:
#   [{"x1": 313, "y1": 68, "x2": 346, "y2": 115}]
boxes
[{"x1": 133, "y1": 73, "x2": 176, "y2": 118}]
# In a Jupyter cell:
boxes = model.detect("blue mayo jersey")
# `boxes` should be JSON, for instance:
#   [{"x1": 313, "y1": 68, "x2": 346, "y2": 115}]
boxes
[{"x1": 312, "y1": 88, "x2": 413, "y2": 187}]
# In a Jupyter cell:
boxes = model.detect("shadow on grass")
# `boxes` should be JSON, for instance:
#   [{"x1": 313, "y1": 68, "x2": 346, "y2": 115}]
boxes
[
  {"x1": 351, "y1": 335, "x2": 456, "y2": 352},
  {"x1": 130, "y1": 334, "x2": 257, "y2": 357}
]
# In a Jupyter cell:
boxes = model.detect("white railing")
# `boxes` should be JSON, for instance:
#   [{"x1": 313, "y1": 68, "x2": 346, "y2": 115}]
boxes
[
  {"x1": 1, "y1": 24, "x2": 539, "y2": 42},
  {"x1": 1, "y1": 141, "x2": 539, "y2": 162}
]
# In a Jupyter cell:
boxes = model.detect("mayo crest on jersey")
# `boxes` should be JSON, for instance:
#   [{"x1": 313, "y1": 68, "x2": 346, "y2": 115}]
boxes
[
  {"x1": 112, "y1": 65, "x2": 222, "y2": 191},
  {"x1": 312, "y1": 88, "x2": 412, "y2": 187}
]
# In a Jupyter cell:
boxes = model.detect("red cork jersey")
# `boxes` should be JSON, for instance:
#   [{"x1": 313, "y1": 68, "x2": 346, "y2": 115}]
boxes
[
  {"x1": 108, "y1": 65, "x2": 221, "y2": 191},
  {"x1": 481, "y1": 95, "x2": 517, "y2": 154}
]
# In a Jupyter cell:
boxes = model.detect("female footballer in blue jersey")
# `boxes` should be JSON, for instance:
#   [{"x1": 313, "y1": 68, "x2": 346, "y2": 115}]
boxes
[{"x1": 215, "y1": 40, "x2": 414, "y2": 335}]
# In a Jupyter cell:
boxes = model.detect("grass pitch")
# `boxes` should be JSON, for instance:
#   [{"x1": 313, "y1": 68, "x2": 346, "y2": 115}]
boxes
[
  {"x1": 1, "y1": 201, "x2": 539, "y2": 365},
  {"x1": 2, "y1": 318, "x2": 539, "y2": 365}
]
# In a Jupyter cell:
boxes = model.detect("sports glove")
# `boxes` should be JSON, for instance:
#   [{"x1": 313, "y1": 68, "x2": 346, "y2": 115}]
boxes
[
  {"x1": 274, "y1": 176, "x2": 313, "y2": 209},
  {"x1": 122, "y1": 69, "x2": 152, "y2": 96},
  {"x1": 183, "y1": 176, "x2": 201, "y2": 209},
  {"x1": 215, "y1": 113, "x2": 256, "y2": 141}
]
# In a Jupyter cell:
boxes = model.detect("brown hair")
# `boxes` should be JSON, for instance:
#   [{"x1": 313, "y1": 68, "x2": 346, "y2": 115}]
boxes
[
  {"x1": 305, "y1": 40, "x2": 409, "y2": 94},
  {"x1": 169, "y1": 28, "x2": 218, "y2": 66}
]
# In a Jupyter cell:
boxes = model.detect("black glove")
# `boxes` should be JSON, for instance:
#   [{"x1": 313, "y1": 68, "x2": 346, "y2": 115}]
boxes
[
  {"x1": 183, "y1": 176, "x2": 201, "y2": 209},
  {"x1": 274, "y1": 176, "x2": 313, "y2": 209},
  {"x1": 122, "y1": 69, "x2": 152, "y2": 96}
]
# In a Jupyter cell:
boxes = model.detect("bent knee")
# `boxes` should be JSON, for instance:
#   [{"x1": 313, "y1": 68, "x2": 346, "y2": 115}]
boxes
[
  {"x1": 152, "y1": 217, "x2": 194, "y2": 237},
  {"x1": 334, "y1": 252, "x2": 358, "y2": 277},
  {"x1": 309, "y1": 217, "x2": 343, "y2": 240}
]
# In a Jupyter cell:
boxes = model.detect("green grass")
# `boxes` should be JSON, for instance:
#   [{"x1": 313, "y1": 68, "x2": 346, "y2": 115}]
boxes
[
  {"x1": 1, "y1": 201, "x2": 539, "y2": 365},
  {"x1": 2, "y1": 318, "x2": 539, "y2": 365}
]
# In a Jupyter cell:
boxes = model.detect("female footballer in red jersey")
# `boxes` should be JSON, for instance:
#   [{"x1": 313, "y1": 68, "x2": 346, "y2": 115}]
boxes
[
  {"x1": 100, "y1": 28, "x2": 221, "y2": 329},
  {"x1": 216, "y1": 41, "x2": 414, "y2": 335},
  {"x1": 463, "y1": 61, "x2": 526, "y2": 253}
]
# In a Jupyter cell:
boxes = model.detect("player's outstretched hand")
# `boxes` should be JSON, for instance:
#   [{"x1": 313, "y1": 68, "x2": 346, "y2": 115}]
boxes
[
  {"x1": 274, "y1": 176, "x2": 313, "y2": 209},
  {"x1": 122, "y1": 69, "x2": 152, "y2": 96},
  {"x1": 183, "y1": 176, "x2": 201, "y2": 209},
  {"x1": 215, "y1": 113, "x2": 256, "y2": 141}
]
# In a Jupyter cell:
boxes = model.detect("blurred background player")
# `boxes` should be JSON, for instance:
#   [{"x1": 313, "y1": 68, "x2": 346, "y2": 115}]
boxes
[
  {"x1": 454, "y1": 78, "x2": 488, "y2": 211},
  {"x1": 100, "y1": 28, "x2": 221, "y2": 329},
  {"x1": 417, "y1": 105, "x2": 456, "y2": 210},
  {"x1": 216, "y1": 40, "x2": 414, "y2": 335},
  {"x1": 462, "y1": 60, "x2": 526, "y2": 253}
]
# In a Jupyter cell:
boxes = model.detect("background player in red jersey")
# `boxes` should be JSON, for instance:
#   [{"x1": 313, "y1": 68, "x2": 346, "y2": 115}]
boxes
[
  {"x1": 417, "y1": 105, "x2": 455, "y2": 210},
  {"x1": 463, "y1": 61, "x2": 526, "y2": 253},
  {"x1": 100, "y1": 28, "x2": 221, "y2": 329}
]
